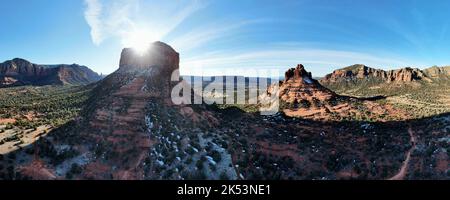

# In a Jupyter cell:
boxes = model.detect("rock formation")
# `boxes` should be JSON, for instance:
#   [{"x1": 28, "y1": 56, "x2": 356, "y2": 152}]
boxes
[
  {"x1": 0, "y1": 58, "x2": 102, "y2": 87},
  {"x1": 276, "y1": 64, "x2": 336, "y2": 103},
  {"x1": 271, "y1": 64, "x2": 408, "y2": 120},
  {"x1": 70, "y1": 41, "x2": 219, "y2": 179},
  {"x1": 119, "y1": 41, "x2": 180, "y2": 75},
  {"x1": 284, "y1": 64, "x2": 314, "y2": 82},
  {"x1": 320, "y1": 64, "x2": 435, "y2": 85},
  {"x1": 423, "y1": 66, "x2": 450, "y2": 79},
  {"x1": 2, "y1": 44, "x2": 427, "y2": 181}
]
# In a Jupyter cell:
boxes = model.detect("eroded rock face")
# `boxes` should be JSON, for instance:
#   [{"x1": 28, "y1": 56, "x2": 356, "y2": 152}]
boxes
[
  {"x1": 0, "y1": 58, "x2": 50, "y2": 78},
  {"x1": 271, "y1": 64, "x2": 409, "y2": 121},
  {"x1": 385, "y1": 67, "x2": 427, "y2": 82},
  {"x1": 284, "y1": 64, "x2": 314, "y2": 83},
  {"x1": 423, "y1": 66, "x2": 450, "y2": 78},
  {"x1": 273, "y1": 64, "x2": 336, "y2": 103},
  {"x1": 73, "y1": 41, "x2": 219, "y2": 180},
  {"x1": 0, "y1": 58, "x2": 102, "y2": 87},
  {"x1": 119, "y1": 41, "x2": 180, "y2": 77},
  {"x1": 320, "y1": 64, "x2": 430, "y2": 84}
]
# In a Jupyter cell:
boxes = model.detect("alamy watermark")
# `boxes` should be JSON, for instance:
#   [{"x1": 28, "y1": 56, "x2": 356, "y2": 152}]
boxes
[{"x1": 170, "y1": 68, "x2": 281, "y2": 115}]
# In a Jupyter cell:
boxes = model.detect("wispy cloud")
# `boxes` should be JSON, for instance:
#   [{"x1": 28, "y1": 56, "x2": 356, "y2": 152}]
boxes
[
  {"x1": 169, "y1": 19, "x2": 269, "y2": 53},
  {"x1": 84, "y1": 0, "x2": 103, "y2": 45},
  {"x1": 83, "y1": 0, "x2": 204, "y2": 47},
  {"x1": 82, "y1": 1, "x2": 432, "y2": 76},
  {"x1": 180, "y1": 48, "x2": 420, "y2": 76}
]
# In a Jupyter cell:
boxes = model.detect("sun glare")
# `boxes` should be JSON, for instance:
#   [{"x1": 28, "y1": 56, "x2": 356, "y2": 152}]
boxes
[
  {"x1": 132, "y1": 41, "x2": 150, "y2": 56},
  {"x1": 123, "y1": 28, "x2": 161, "y2": 55}
]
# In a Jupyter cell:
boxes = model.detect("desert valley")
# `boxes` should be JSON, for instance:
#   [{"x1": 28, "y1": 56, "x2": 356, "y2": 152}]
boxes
[{"x1": 0, "y1": 42, "x2": 448, "y2": 180}]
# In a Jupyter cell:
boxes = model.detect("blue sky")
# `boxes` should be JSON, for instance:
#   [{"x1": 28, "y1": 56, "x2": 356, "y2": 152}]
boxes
[{"x1": 1, "y1": 0, "x2": 450, "y2": 77}]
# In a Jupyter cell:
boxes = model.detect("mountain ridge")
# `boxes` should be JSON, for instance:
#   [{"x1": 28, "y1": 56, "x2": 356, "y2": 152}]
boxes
[
  {"x1": 0, "y1": 58, "x2": 102, "y2": 87},
  {"x1": 320, "y1": 64, "x2": 450, "y2": 85}
]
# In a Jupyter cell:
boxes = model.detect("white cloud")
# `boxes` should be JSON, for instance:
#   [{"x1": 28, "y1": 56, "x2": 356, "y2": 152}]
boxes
[
  {"x1": 84, "y1": 0, "x2": 103, "y2": 45},
  {"x1": 169, "y1": 19, "x2": 268, "y2": 53},
  {"x1": 83, "y1": 0, "x2": 204, "y2": 47},
  {"x1": 82, "y1": 1, "x2": 426, "y2": 77}
]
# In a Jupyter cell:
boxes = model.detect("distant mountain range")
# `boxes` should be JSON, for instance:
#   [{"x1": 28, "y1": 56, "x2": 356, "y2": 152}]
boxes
[
  {"x1": 321, "y1": 64, "x2": 450, "y2": 84},
  {"x1": 0, "y1": 58, "x2": 102, "y2": 87},
  {"x1": 319, "y1": 64, "x2": 450, "y2": 96}
]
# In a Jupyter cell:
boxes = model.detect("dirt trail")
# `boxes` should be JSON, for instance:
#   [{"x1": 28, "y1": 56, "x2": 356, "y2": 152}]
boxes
[{"x1": 388, "y1": 126, "x2": 416, "y2": 180}]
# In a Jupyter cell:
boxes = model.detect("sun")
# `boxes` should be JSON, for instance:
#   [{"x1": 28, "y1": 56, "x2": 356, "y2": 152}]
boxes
[
  {"x1": 127, "y1": 30, "x2": 151, "y2": 55},
  {"x1": 132, "y1": 41, "x2": 150, "y2": 56},
  {"x1": 123, "y1": 28, "x2": 160, "y2": 55}
]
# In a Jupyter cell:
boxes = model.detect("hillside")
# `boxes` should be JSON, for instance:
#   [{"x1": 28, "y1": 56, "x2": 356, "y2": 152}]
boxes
[
  {"x1": 423, "y1": 66, "x2": 450, "y2": 80},
  {"x1": 264, "y1": 64, "x2": 408, "y2": 121},
  {"x1": 0, "y1": 58, "x2": 102, "y2": 87},
  {"x1": 14, "y1": 41, "x2": 225, "y2": 179},
  {"x1": 319, "y1": 65, "x2": 450, "y2": 118},
  {"x1": 320, "y1": 64, "x2": 450, "y2": 96},
  {"x1": 0, "y1": 85, "x2": 91, "y2": 155}
]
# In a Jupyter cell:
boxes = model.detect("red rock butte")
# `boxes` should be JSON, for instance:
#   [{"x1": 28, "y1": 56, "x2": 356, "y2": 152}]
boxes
[
  {"x1": 119, "y1": 41, "x2": 180, "y2": 76},
  {"x1": 284, "y1": 64, "x2": 314, "y2": 83}
]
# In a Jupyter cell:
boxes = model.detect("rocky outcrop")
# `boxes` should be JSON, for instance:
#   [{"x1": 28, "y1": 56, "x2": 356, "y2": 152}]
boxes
[
  {"x1": 272, "y1": 64, "x2": 408, "y2": 121},
  {"x1": 423, "y1": 66, "x2": 450, "y2": 78},
  {"x1": 385, "y1": 67, "x2": 428, "y2": 82},
  {"x1": 284, "y1": 64, "x2": 315, "y2": 83},
  {"x1": 119, "y1": 41, "x2": 179, "y2": 76},
  {"x1": 0, "y1": 58, "x2": 102, "y2": 87},
  {"x1": 274, "y1": 64, "x2": 336, "y2": 104},
  {"x1": 74, "y1": 41, "x2": 219, "y2": 179},
  {"x1": 320, "y1": 64, "x2": 435, "y2": 85}
]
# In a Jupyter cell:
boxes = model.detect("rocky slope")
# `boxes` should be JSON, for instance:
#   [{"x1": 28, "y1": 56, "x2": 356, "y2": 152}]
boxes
[
  {"x1": 267, "y1": 64, "x2": 408, "y2": 121},
  {"x1": 0, "y1": 58, "x2": 102, "y2": 87},
  {"x1": 423, "y1": 66, "x2": 450, "y2": 79},
  {"x1": 319, "y1": 64, "x2": 450, "y2": 97},
  {"x1": 320, "y1": 64, "x2": 435, "y2": 85},
  {"x1": 9, "y1": 42, "x2": 228, "y2": 180}
]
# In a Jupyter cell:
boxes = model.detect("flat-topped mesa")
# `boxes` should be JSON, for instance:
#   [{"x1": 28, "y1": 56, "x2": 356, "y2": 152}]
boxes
[
  {"x1": 119, "y1": 41, "x2": 180, "y2": 76},
  {"x1": 1, "y1": 58, "x2": 47, "y2": 76},
  {"x1": 321, "y1": 64, "x2": 431, "y2": 84},
  {"x1": 0, "y1": 58, "x2": 101, "y2": 87}
]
